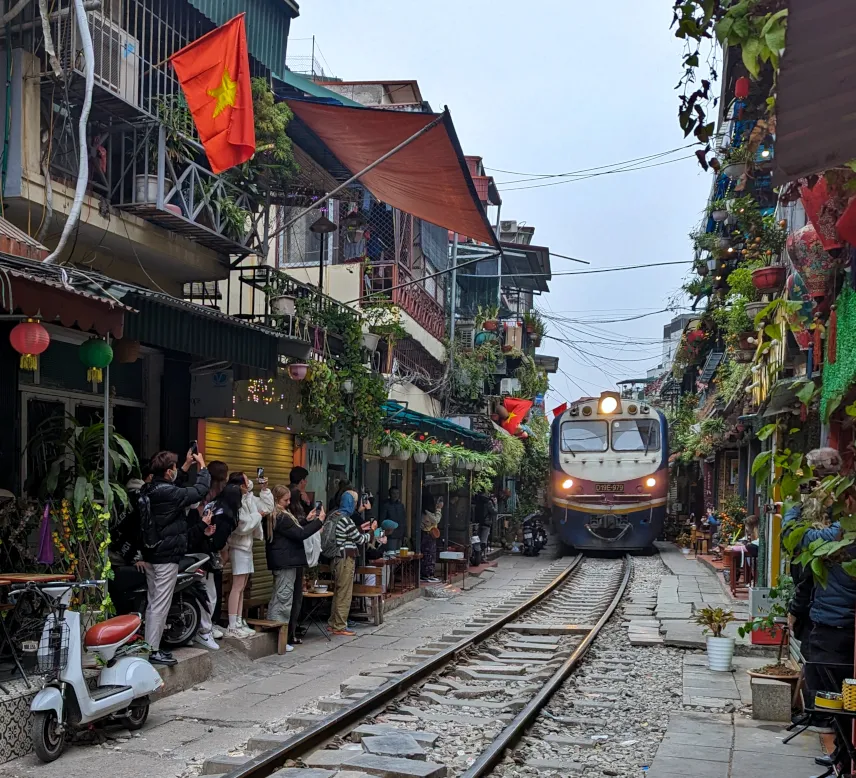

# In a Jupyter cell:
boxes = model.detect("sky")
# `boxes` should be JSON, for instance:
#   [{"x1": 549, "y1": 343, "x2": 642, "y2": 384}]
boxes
[{"x1": 288, "y1": 1, "x2": 712, "y2": 406}]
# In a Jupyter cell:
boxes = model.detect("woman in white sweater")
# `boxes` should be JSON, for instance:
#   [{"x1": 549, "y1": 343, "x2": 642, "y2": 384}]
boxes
[{"x1": 225, "y1": 472, "x2": 274, "y2": 638}]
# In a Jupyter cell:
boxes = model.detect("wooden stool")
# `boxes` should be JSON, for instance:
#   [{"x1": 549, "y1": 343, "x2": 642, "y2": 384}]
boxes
[{"x1": 245, "y1": 618, "x2": 290, "y2": 654}]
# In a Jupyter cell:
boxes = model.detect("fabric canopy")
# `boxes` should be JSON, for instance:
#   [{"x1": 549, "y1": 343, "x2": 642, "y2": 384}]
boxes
[{"x1": 286, "y1": 100, "x2": 499, "y2": 248}]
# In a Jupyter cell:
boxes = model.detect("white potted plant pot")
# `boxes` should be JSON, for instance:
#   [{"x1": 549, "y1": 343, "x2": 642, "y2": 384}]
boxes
[
  {"x1": 706, "y1": 635, "x2": 735, "y2": 671},
  {"x1": 681, "y1": 547, "x2": 691, "y2": 555},
  {"x1": 134, "y1": 174, "x2": 158, "y2": 204},
  {"x1": 711, "y1": 208, "x2": 728, "y2": 222},
  {"x1": 379, "y1": 444, "x2": 394, "y2": 458},
  {"x1": 341, "y1": 378, "x2": 354, "y2": 394},
  {"x1": 413, "y1": 451, "x2": 429, "y2": 464},
  {"x1": 362, "y1": 332, "x2": 380, "y2": 352},
  {"x1": 270, "y1": 295, "x2": 296, "y2": 317},
  {"x1": 722, "y1": 162, "x2": 747, "y2": 180},
  {"x1": 396, "y1": 449, "x2": 412, "y2": 461},
  {"x1": 429, "y1": 453, "x2": 442, "y2": 464}
]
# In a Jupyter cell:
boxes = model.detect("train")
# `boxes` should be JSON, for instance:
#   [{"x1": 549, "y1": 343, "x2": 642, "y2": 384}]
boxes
[{"x1": 550, "y1": 391, "x2": 668, "y2": 553}]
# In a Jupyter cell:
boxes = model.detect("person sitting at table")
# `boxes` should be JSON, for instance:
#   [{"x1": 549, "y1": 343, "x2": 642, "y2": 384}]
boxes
[
  {"x1": 378, "y1": 487, "x2": 406, "y2": 552},
  {"x1": 326, "y1": 490, "x2": 373, "y2": 637},
  {"x1": 265, "y1": 485, "x2": 325, "y2": 651}
]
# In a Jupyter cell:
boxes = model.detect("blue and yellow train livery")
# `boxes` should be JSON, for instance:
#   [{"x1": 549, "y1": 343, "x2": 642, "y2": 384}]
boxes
[{"x1": 551, "y1": 391, "x2": 668, "y2": 553}]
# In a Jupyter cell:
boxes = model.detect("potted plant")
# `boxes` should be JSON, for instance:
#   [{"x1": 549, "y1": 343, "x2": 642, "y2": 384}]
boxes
[
  {"x1": 475, "y1": 304, "x2": 500, "y2": 332},
  {"x1": 720, "y1": 143, "x2": 755, "y2": 180},
  {"x1": 676, "y1": 532, "x2": 692, "y2": 555},
  {"x1": 751, "y1": 265, "x2": 786, "y2": 294},
  {"x1": 377, "y1": 429, "x2": 402, "y2": 459},
  {"x1": 411, "y1": 436, "x2": 430, "y2": 464},
  {"x1": 738, "y1": 578, "x2": 799, "y2": 682},
  {"x1": 709, "y1": 198, "x2": 729, "y2": 223},
  {"x1": 695, "y1": 606, "x2": 736, "y2": 671}
]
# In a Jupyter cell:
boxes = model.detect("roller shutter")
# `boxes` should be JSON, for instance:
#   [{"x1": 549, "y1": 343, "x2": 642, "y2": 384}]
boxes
[{"x1": 204, "y1": 421, "x2": 294, "y2": 488}]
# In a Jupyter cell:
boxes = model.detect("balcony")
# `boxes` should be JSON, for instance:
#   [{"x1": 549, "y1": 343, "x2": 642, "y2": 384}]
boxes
[{"x1": 363, "y1": 261, "x2": 445, "y2": 342}]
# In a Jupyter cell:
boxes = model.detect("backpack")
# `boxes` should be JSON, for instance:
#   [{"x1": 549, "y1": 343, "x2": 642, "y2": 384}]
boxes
[
  {"x1": 320, "y1": 510, "x2": 345, "y2": 559},
  {"x1": 138, "y1": 482, "x2": 166, "y2": 550}
]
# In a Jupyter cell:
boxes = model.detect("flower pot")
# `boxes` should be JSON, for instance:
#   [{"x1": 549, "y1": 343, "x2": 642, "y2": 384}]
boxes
[
  {"x1": 525, "y1": 323, "x2": 535, "y2": 334},
  {"x1": 134, "y1": 174, "x2": 158, "y2": 204},
  {"x1": 722, "y1": 162, "x2": 747, "y2": 180},
  {"x1": 482, "y1": 320, "x2": 498, "y2": 332},
  {"x1": 750, "y1": 624, "x2": 787, "y2": 646},
  {"x1": 379, "y1": 445, "x2": 394, "y2": 458},
  {"x1": 718, "y1": 236, "x2": 732, "y2": 250},
  {"x1": 706, "y1": 635, "x2": 735, "y2": 672},
  {"x1": 786, "y1": 224, "x2": 838, "y2": 299},
  {"x1": 681, "y1": 548, "x2": 690, "y2": 555},
  {"x1": 531, "y1": 337, "x2": 541, "y2": 347},
  {"x1": 362, "y1": 332, "x2": 381, "y2": 352},
  {"x1": 396, "y1": 449, "x2": 412, "y2": 461},
  {"x1": 706, "y1": 257, "x2": 718, "y2": 273},
  {"x1": 413, "y1": 451, "x2": 429, "y2": 464},
  {"x1": 429, "y1": 453, "x2": 442, "y2": 464},
  {"x1": 737, "y1": 332, "x2": 756, "y2": 351},
  {"x1": 711, "y1": 209, "x2": 728, "y2": 222},
  {"x1": 734, "y1": 348, "x2": 754, "y2": 364},
  {"x1": 287, "y1": 363, "x2": 308, "y2": 381},
  {"x1": 270, "y1": 295, "x2": 296, "y2": 317},
  {"x1": 744, "y1": 301, "x2": 766, "y2": 322},
  {"x1": 696, "y1": 263, "x2": 709, "y2": 277},
  {"x1": 112, "y1": 338, "x2": 141, "y2": 364},
  {"x1": 341, "y1": 378, "x2": 354, "y2": 394},
  {"x1": 751, "y1": 265, "x2": 786, "y2": 294}
]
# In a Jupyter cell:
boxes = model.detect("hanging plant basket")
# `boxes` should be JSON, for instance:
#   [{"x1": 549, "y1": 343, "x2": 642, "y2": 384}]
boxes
[
  {"x1": 722, "y1": 162, "x2": 747, "y2": 180},
  {"x1": 711, "y1": 209, "x2": 728, "y2": 223},
  {"x1": 396, "y1": 449, "x2": 412, "y2": 461},
  {"x1": 733, "y1": 346, "x2": 755, "y2": 364},
  {"x1": 696, "y1": 262, "x2": 709, "y2": 277},
  {"x1": 112, "y1": 338, "x2": 141, "y2": 364},
  {"x1": 287, "y1": 363, "x2": 309, "y2": 381},
  {"x1": 362, "y1": 332, "x2": 381, "y2": 352},
  {"x1": 342, "y1": 378, "x2": 354, "y2": 394},
  {"x1": 429, "y1": 453, "x2": 442, "y2": 464},
  {"x1": 751, "y1": 266, "x2": 786, "y2": 295},
  {"x1": 413, "y1": 451, "x2": 429, "y2": 464},
  {"x1": 379, "y1": 444, "x2": 394, "y2": 458}
]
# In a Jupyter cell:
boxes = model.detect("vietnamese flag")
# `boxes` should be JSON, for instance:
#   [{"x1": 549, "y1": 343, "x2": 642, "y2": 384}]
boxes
[
  {"x1": 501, "y1": 398, "x2": 533, "y2": 435},
  {"x1": 170, "y1": 14, "x2": 255, "y2": 174},
  {"x1": 551, "y1": 402, "x2": 568, "y2": 418}
]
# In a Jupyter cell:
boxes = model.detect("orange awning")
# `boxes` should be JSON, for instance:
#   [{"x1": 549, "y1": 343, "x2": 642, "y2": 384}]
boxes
[{"x1": 285, "y1": 100, "x2": 499, "y2": 248}]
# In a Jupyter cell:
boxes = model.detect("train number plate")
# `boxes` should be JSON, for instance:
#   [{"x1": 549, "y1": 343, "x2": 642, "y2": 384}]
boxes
[{"x1": 595, "y1": 483, "x2": 624, "y2": 493}]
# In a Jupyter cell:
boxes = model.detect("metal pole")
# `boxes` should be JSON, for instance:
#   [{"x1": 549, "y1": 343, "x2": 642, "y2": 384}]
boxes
[
  {"x1": 268, "y1": 112, "x2": 447, "y2": 244},
  {"x1": 448, "y1": 232, "x2": 459, "y2": 365},
  {"x1": 103, "y1": 336, "x2": 110, "y2": 513}
]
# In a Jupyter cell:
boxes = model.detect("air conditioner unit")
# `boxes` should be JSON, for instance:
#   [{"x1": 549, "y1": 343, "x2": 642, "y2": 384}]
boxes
[
  {"x1": 500, "y1": 378, "x2": 520, "y2": 395},
  {"x1": 500, "y1": 220, "x2": 518, "y2": 233},
  {"x1": 66, "y1": 12, "x2": 140, "y2": 106}
]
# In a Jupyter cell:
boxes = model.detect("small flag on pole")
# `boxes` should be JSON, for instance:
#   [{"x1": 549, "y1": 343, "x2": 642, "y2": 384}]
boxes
[
  {"x1": 170, "y1": 14, "x2": 255, "y2": 174},
  {"x1": 551, "y1": 402, "x2": 568, "y2": 418}
]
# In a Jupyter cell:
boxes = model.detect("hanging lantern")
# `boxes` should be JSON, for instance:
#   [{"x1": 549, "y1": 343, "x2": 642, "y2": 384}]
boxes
[
  {"x1": 734, "y1": 76, "x2": 750, "y2": 100},
  {"x1": 79, "y1": 338, "x2": 113, "y2": 384},
  {"x1": 9, "y1": 319, "x2": 50, "y2": 371},
  {"x1": 112, "y1": 338, "x2": 141, "y2": 364}
]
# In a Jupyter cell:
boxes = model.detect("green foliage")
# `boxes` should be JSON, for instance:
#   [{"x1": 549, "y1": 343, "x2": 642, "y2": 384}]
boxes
[
  {"x1": 155, "y1": 93, "x2": 195, "y2": 163},
  {"x1": 714, "y1": 359, "x2": 750, "y2": 404},
  {"x1": 694, "y1": 605, "x2": 735, "y2": 638},
  {"x1": 715, "y1": 4, "x2": 788, "y2": 79},
  {"x1": 691, "y1": 230, "x2": 725, "y2": 254},
  {"x1": 514, "y1": 354, "x2": 549, "y2": 399},
  {"x1": 822, "y1": 285, "x2": 856, "y2": 420},
  {"x1": 495, "y1": 432, "x2": 524, "y2": 476},
  {"x1": 727, "y1": 262, "x2": 763, "y2": 301},
  {"x1": 218, "y1": 196, "x2": 251, "y2": 240},
  {"x1": 737, "y1": 576, "x2": 793, "y2": 662},
  {"x1": 299, "y1": 361, "x2": 341, "y2": 433},
  {"x1": 513, "y1": 414, "x2": 550, "y2": 520},
  {"x1": 451, "y1": 342, "x2": 501, "y2": 405}
]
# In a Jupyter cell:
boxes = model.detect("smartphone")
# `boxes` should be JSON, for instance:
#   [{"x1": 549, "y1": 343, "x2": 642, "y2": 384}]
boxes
[
  {"x1": 190, "y1": 439, "x2": 198, "y2": 455},
  {"x1": 314, "y1": 500, "x2": 323, "y2": 512},
  {"x1": 257, "y1": 467, "x2": 265, "y2": 480}
]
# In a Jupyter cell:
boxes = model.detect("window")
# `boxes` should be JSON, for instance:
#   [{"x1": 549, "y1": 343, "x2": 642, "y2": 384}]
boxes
[
  {"x1": 560, "y1": 421, "x2": 608, "y2": 452},
  {"x1": 611, "y1": 419, "x2": 661, "y2": 452}
]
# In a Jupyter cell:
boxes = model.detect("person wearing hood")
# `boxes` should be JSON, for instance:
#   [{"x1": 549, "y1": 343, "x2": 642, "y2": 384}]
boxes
[
  {"x1": 225, "y1": 472, "x2": 274, "y2": 638},
  {"x1": 108, "y1": 464, "x2": 152, "y2": 615},
  {"x1": 379, "y1": 487, "x2": 406, "y2": 552},
  {"x1": 328, "y1": 490, "x2": 373, "y2": 636}
]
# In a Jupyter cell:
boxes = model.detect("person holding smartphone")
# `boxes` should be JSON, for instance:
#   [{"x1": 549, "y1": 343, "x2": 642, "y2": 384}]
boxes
[{"x1": 265, "y1": 486, "x2": 325, "y2": 650}]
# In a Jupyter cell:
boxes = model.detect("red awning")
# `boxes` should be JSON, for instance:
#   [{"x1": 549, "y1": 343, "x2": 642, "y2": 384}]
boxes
[{"x1": 285, "y1": 100, "x2": 499, "y2": 248}]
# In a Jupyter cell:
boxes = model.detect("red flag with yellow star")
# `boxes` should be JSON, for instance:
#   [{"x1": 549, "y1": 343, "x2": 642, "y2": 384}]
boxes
[
  {"x1": 501, "y1": 398, "x2": 533, "y2": 435},
  {"x1": 170, "y1": 14, "x2": 255, "y2": 174}
]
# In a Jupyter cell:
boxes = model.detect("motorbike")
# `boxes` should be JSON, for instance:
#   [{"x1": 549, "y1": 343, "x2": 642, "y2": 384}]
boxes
[
  {"x1": 111, "y1": 553, "x2": 211, "y2": 649},
  {"x1": 14, "y1": 580, "x2": 163, "y2": 762},
  {"x1": 522, "y1": 512, "x2": 548, "y2": 556}
]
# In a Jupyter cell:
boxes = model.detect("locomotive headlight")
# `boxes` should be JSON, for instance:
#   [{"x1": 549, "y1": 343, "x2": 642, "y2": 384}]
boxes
[
  {"x1": 600, "y1": 396, "x2": 618, "y2": 414},
  {"x1": 645, "y1": 477, "x2": 656, "y2": 488},
  {"x1": 562, "y1": 478, "x2": 574, "y2": 490}
]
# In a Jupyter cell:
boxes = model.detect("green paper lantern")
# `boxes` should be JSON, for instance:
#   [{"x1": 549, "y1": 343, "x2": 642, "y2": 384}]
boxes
[{"x1": 79, "y1": 338, "x2": 113, "y2": 384}]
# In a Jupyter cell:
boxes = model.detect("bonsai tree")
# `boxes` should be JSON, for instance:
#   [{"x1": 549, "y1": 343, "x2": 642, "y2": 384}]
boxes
[{"x1": 694, "y1": 606, "x2": 735, "y2": 638}]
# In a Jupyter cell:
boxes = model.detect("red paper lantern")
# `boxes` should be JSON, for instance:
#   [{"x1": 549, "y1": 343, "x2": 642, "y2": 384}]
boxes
[
  {"x1": 734, "y1": 77, "x2": 750, "y2": 100},
  {"x1": 9, "y1": 319, "x2": 49, "y2": 371}
]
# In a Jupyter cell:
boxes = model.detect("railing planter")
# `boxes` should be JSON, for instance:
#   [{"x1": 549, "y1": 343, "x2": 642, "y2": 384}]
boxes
[{"x1": 752, "y1": 266, "x2": 786, "y2": 295}]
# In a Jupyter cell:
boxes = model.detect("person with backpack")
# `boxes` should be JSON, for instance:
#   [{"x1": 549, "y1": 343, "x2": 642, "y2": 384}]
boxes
[
  {"x1": 321, "y1": 489, "x2": 374, "y2": 636},
  {"x1": 140, "y1": 450, "x2": 210, "y2": 666},
  {"x1": 265, "y1": 485, "x2": 325, "y2": 650}
]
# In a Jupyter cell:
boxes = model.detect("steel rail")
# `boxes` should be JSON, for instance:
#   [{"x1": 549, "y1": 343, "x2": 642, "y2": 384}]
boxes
[
  {"x1": 459, "y1": 554, "x2": 632, "y2": 778},
  {"x1": 221, "y1": 554, "x2": 585, "y2": 778}
]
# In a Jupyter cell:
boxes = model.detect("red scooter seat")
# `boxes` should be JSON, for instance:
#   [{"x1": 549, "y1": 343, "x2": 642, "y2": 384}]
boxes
[{"x1": 84, "y1": 614, "x2": 141, "y2": 647}]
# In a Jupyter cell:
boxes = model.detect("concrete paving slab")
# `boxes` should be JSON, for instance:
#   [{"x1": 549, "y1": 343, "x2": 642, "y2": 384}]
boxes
[
  {"x1": 361, "y1": 733, "x2": 426, "y2": 760},
  {"x1": 343, "y1": 753, "x2": 448, "y2": 777}
]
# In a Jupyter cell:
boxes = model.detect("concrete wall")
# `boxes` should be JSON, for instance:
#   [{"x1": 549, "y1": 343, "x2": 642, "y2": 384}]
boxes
[{"x1": 388, "y1": 381, "x2": 441, "y2": 417}]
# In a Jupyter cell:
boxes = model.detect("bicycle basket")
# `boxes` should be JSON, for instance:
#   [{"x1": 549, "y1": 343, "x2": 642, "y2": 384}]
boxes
[{"x1": 35, "y1": 617, "x2": 70, "y2": 676}]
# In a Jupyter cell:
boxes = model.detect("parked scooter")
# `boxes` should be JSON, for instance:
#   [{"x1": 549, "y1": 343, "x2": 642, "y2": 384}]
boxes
[
  {"x1": 522, "y1": 512, "x2": 548, "y2": 556},
  {"x1": 14, "y1": 580, "x2": 163, "y2": 762},
  {"x1": 111, "y1": 553, "x2": 210, "y2": 649}
]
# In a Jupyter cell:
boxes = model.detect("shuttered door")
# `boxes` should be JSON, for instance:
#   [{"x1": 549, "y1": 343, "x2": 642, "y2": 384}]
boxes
[
  {"x1": 204, "y1": 422, "x2": 295, "y2": 614},
  {"x1": 203, "y1": 422, "x2": 294, "y2": 488}
]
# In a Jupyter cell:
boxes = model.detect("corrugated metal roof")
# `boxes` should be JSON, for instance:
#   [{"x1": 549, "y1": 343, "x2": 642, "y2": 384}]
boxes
[
  {"x1": 187, "y1": 0, "x2": 297, "y2": 81},
  {"x1": 773, "y1": 0, "x2": 856, "y2": 183},
  {"x1": 382, "y1": 400, "x2": 490, "y2": 447},
  {"x1": 0, "y1": 217, "x2": 49, "y2": 260}
]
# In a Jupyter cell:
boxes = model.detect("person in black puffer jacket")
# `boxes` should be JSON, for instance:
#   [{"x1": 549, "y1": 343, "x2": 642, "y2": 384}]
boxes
[
  {"x1": 265, "y1": 485, "x2": 325, "y2": 650},
  {"x1": 142, "y1": 449, "x2": 210, "y2": 665}
]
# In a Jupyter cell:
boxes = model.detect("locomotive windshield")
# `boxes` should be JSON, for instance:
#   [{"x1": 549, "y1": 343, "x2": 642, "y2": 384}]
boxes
[
  {"x1": 560, "y1": 421, "x2": 608, "y2": 452},
  {"x1": 611, "y1": 419, "x2": 661, "y2": 452}
]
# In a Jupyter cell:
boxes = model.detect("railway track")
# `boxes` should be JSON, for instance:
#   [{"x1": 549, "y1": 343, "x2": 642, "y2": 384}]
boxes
[{"x1": 213, "y1": 555, "x2": 630, "y2": 778}]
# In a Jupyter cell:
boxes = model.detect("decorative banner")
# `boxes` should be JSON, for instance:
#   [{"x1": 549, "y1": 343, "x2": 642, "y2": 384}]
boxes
[
  {"x1": 800, "y1": 175, "x2": 845, "y2": 250},
  {"x1": 170, "y1": 14, "x2": 255, "y2": 174},
  {"x1": 501, "y1": 397, "x2": 533, "y2": 435}
]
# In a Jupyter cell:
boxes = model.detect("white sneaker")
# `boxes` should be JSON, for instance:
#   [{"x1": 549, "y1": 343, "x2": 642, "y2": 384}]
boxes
[
  {"x1": 226, "y1": 627, "x2": 247, "y2": 640},
  {"x1": 194, "y1": 632, "x2": 219, "y2": 650},
  {"x1": 212, "y1": 626, "x2": 224, "y2": 639},
  {"x1": 285, "y1": 644, "x2": 294, "y2": 652},
  {"x1": 238, "y1": 625, "x2": 256, "y2": 638}
]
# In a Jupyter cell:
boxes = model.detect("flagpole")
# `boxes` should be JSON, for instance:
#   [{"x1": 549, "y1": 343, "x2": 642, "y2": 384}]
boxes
[{"x1": 267, "y1": 110, "x2": 447, "y2": 245}]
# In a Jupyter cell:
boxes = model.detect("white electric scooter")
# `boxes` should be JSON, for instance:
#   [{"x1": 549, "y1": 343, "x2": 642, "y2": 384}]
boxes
[{"x1": 15, "y1": 580, "x2": 163, "y2": 762}]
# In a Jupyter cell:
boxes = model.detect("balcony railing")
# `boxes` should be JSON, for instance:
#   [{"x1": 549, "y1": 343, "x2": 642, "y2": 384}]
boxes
[{"x1": 363, "y1": 261, "x2": 445, "y2": 342}]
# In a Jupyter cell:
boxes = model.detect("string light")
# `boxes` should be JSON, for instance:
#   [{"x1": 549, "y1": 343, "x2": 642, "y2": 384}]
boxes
[{"x1": 245, "y1": 378, "x2": 287, "y2": 409}]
